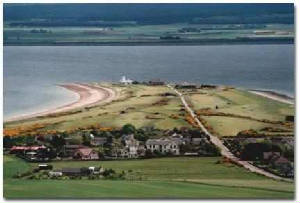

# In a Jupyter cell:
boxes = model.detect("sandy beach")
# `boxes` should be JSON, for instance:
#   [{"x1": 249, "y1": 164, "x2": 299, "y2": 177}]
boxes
[
  {"x1": 5, "y1": 83, "x2": 116, "y2": 122},
  {"x1": 249, "y1": 90, "x2": 294, "y2": 105}
]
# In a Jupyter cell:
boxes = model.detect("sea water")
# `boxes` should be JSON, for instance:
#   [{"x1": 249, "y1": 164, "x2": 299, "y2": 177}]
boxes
[{"x1": 4, "y1": 44, "x2": 294, "y2": 119}]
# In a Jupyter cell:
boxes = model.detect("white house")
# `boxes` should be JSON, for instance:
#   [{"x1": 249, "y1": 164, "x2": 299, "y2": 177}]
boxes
[
  {"x1": 120, "y1": 76, "x2": 133, "y2": 85},
  {"x1": 146, "y1": 138, "x2": 180, "y2": 155},
  {"x1": 49, "y1": 170, "x2": 63, "y2": 177},
  {"x1": 122, "y1": 134, "x2": 140, "y2": 158}
]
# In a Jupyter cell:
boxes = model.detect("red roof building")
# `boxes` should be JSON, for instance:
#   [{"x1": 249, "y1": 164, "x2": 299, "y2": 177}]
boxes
[{"x1": 73, "y1": 148, "x2": 99, "y2": 160}]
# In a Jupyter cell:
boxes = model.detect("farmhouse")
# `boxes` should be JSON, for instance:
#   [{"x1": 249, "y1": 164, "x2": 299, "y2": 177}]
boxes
[
  {"x1": 63, "y1": 145, "x2": 82, "y2": 157},
  {"x1": 175, "y1": 82, "x2": 197, "y2": 89},
  {"x1": 200, "y1": 84, "x2": 217, "y2": 89},
  {"x1": 191, "y1": 137, "x2": 205, "y2": 145},
  {"x1": 88, "y1": 166, "x2": 103, "y2": 175},
  {"x1": 38, "y1": 164, "x2": 53, "y2": 170},
  {"x1": 272, "y1": 156, "x2": 290, "y2": 166},
  {"x1": 91, "y1": 137, "x2": 107, "y2": 147},
  {"x1": 148, "y1": 79, "x2": 165, "y2": 86},
  {"x1": 10, "y1": 145, "x2": 46, "y2": 154},
  {"x1": 73, "y1": 148, "x2": 99, "y2": 160},
  {"x1": 61, "y1": 167, "x2": 90, "y2": 176},
  {"x1": 120, "y1": 134, "x2": 140, "y2": 158},
  {"x1": 48, "y1": 170, "x2": 63, "y2": 177},
  {"x1": 146, "y1": 138, "x2": 180, "y2": 155},
  {"x1": 10, "y1": 145, "x2": 50, "y2": 161},
  {"x1": 263, "y1": 151, "x2": 281, "y2": 160}
]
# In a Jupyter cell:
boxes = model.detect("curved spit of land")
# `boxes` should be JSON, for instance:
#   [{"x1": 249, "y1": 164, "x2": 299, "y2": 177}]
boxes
[
  {"x1": 5, "y1": 83, "x2": 116, "y2": 122},
  {"x1": 167, "y1": 84, "x2": 293, "y2": 182}
]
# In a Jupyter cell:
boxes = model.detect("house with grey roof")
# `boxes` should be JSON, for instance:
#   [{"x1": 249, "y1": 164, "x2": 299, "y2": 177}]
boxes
[
  {"x1": 121, "y1": 134, "x2": 140, "y2": 158},
  {"x1": 91, "y1": 137, "x2": 107, "y2": 147},
  {"x1": 146, "y1": 137, "x2": 180, "y2": 155}
]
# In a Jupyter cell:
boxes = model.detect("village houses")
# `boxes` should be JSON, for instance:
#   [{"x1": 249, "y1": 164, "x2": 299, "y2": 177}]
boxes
[
  {"x1": 73, "y1": 148, "x2": 99, "y2": 160},
  {"x1": 146, "y1": 137, "x2": 180, "y2": 155},
  {"x1": 120, "y1": 134, "x2": 140, "y2": 158}
]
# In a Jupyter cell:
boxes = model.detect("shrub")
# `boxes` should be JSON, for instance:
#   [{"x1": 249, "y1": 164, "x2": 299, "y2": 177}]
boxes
[{"x1": 14, "y1": 171, "x2": 33, "y2": 179}]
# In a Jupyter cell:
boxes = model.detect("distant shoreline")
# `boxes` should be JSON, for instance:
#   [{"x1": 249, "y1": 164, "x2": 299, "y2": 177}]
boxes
[
  {"x1": 5, "y1": 83, "x2": 116, "y2": 123},
  {"x1": 4, "y1": 38, "x2": 294, "y2": 46},
  {"x1": 248, "y1": 89, "x2": 294, "y2": 105}
]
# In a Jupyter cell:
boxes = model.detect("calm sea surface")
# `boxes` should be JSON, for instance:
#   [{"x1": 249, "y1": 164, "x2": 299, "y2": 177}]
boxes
[{"x1": 4, "y1": 45, "x2": 294, "y2": 119}]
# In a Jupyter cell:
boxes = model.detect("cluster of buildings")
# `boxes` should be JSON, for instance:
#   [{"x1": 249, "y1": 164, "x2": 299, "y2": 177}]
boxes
[
  {"x1": 49, "y1": 166, "x2": 104, "y2": 177},
  {"x1": 262, "y1": 151, "x2": 294, "y2": 177},
  {"x1": 119, "y1": 76, "x2": 165, "y2": 86},
  {"x1": 10, "y1": 145, "x2": 50, "y2": 162},
  {"x1": 175, "y1": 82, "x2": 217, "y2": 89},
  {"x1": 9, "y1": 132, "x2": 208, "y2": 162},
  {"x1": 110, "y1": 134, "x2": 184, "y2": 158}
]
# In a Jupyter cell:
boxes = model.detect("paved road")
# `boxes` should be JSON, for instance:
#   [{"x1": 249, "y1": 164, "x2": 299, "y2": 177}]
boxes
[{"x1": 167, "y1": 84, "x2": 293, "y2": 182}]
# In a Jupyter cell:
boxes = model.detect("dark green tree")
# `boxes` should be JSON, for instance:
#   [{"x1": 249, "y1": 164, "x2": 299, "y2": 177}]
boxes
[{"x1": 121, "y1": 124, "x2": 136, "y2": 134}]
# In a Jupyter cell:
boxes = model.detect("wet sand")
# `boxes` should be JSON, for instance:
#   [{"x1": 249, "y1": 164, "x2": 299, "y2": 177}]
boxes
[
  {"x1": 249, "y1": 90, "x2": 294, "y2": 105},
  {"x1": 5, "y1": 83, "x2": 116, "y2": 122}
]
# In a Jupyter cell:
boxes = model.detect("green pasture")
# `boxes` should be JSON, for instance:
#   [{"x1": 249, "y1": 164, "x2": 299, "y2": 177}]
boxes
[{"x1": 3, "y1": 155, "x2": 294, "y2": 199}]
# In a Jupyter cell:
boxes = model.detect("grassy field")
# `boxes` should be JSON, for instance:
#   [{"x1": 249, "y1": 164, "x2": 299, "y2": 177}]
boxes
[
  {"x1": 29, "y1": 157, "x2": 272, "y2": 180},
  {"x1": 4, "y1": 23, "x2": 294, "y2": 45},
  {"x1": 4, "y1": 84, "x2": 294, "y2": 137},
  {"x1": 186, "y1": 88, "x2": 294, "y2": 136},
  {"x1": 5, "y1": 84, "x2": 190, "y2": 132},
  {"x1": 3, "y1": 155, "x2": 294, "y2": 199}
]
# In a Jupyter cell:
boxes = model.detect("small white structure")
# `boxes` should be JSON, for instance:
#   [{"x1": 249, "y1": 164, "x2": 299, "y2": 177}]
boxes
[
  {"x1": 120, "y1": 76, "x2": 133, "y2": 85},
  {"x1": 49, "y1": 170, "x2": 63, "y2": 177}
]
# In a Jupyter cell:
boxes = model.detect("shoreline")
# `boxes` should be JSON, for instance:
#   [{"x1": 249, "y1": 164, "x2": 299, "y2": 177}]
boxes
[
  {"x1": 248, "y1": 89, "x2": 294, "y2": 105},
  {"x1": 5, "y1": 84, "x2": 293, "y2": 122},
  {"x1": 4, "y1": 38, "x2": 294, "y2": 46},
  {"x1": 5, "y1": 83, "x2": 116, "y2": 123}
]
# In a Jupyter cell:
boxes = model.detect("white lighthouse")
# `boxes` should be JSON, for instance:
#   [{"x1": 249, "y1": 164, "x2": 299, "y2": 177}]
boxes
[{"x1": 120, "y1": 76, "x2": 133, "y2": 85}]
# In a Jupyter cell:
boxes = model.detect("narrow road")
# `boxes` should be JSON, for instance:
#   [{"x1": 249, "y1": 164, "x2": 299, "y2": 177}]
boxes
[{"x1": 167, "y1": 84, "x2": 293, "y2": 182}]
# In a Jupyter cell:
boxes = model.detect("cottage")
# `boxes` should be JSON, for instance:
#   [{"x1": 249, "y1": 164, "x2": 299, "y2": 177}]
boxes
[
  {"x1": 10, "y1": 145, "x2": 46, "y2": 154},
  {"x1": 38, "y1": 164, "x2": 53, "y2": 170},
  {"x1": 49, "y1": 170, "x2": 63, "y2": 177},
  {"x1": 272, "y1": 156, "x2": 290, "y2": 166},
  {"x1": 63, "y1": 145, "x2": 82, "y2": 157},
  {"x1": 121, "y1": 134, "x2": 140, "y2": 158},
  {"x1": 26, "y1": 152, "x2": 38, "y2": 161},
  {"x1": 61, "y1": 167, "x2": 90, "y2": 176},
  {"x1": 91, "y1": 137, "x2": 107, "y2": 147},
  {"x1": 148, "y1": 79, "x2": 165, "y2": 86},
  {"x1": 88, "y1": 166, "x2": 103, "y2": 175},
  {"x1": 191, "y1": 138, "x2": 205, "y2": 145},
  {"x1": 200, "y1": 84, "x2": 217, "y2": 89},
  {"x1": 146, "y1": 138, "x2": 180, "y2": 155},
  {"x1": 175, "y1": 82, "x2": 197, "y2": 89},
  {"x1": 263, "y1": 151, "x2": 281, "y2": 160},
  {"x1": 73, "y1": 148, "x2": 99, "y2": 160}
]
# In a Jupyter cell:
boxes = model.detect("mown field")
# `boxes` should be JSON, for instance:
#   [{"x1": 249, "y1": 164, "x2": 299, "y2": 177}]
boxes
[
  {"x1": 3, "y1": 155, "x2": 294, "y2": 199},
  {"x1": 185, "y1": 88, "x2": 294, "y2": 136},
  {"x1": 4, "y1": 84, "x2": 190, "y2": 133}
]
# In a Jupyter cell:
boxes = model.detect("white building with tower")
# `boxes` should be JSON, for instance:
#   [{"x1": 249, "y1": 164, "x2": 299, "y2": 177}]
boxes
[{"x1": 120, "y1": 76, "x2": 133, "y2": 85}]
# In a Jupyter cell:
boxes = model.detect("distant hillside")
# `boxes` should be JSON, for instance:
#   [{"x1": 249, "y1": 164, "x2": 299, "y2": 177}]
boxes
[{"x1": 4, "y1": 3, "x2": 294, "y2": 25}]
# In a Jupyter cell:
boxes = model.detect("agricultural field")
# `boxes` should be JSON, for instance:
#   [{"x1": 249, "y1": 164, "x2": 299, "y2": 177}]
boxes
[
  {"x1": 4, "y1": 84, "x2": 190, "y2": 133},
  {"x1": 4, "y1": 23, "x2": 294, "y2": 45},
  {"x1": 184, "y1": 88, "x2": 294, "y2": 136},
  {"x1": 4, "y1": 155, "x2": 294, "y2": 199}
]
